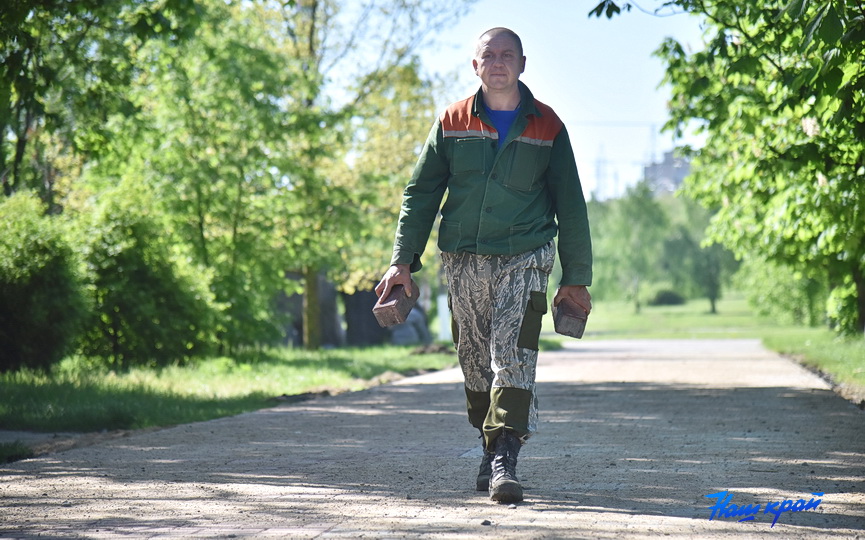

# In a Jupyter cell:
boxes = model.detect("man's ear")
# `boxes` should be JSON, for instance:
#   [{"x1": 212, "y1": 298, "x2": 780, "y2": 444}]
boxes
[
  {"x1": 520, "y1": 56, "x2": 526, "y2": 74},
  {"x1": 472, "y1": 58, "x2": 479, "y2": 75}
]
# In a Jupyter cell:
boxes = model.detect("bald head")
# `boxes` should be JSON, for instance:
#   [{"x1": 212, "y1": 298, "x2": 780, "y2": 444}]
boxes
[{"x1": 475, "y1": 27, "x2": 523, "y2": 58}]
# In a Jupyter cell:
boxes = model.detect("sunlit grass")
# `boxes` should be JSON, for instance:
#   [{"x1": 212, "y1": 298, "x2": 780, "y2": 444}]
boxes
[
  {"x1": 762, "y1": 328, "x2": 865, "y2": 389},
  {"x1": 575, "y1": 296, "x2": 778, "y2": 339},
  {"x1": 0, "y1": 346, "x2": 457, "y2": 434}
]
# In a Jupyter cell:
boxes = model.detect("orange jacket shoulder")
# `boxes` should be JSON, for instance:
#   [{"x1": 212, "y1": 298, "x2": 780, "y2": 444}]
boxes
[{"x1": 523, "y1": 99, "x2": 563, "y2": 142}]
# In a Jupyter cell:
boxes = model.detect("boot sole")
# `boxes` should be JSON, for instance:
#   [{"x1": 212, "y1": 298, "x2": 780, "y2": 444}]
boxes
[{"x1": 490, "y1": 480, "x2": 523, "y2": 503}]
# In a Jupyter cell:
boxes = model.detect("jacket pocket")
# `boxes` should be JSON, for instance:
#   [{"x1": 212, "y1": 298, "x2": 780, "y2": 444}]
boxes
[
  {"x1": 517, "y1": 291, "x2": 548, "y2": 350},
  {"x1": 437, "y1": 219, "x2": 462, "y2": 252},
  {"x1": 452, "y1": 137, "x2": 486, "y2": 174},
  {"x1": 504, "y1": 142, "x2": 550, "y2": 191}
]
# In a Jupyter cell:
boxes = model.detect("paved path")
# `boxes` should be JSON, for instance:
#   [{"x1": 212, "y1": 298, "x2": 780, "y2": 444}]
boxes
[{"x1": 1, "y1": 339, "x2": 863, "y2": 538}]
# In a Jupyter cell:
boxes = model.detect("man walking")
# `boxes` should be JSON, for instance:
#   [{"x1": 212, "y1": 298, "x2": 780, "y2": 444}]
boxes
[{"x1": 376, "y1": 27, "x2": 592, "y2": 503}]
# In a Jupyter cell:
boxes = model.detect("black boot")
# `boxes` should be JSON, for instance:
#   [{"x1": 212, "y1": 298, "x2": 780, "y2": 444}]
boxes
[
  {"x1": 476, "y1": 448, "x2": 495, "y2": 491},
  {"x1": 489, "y1": 430, "x2": 523, "y2": 503}
]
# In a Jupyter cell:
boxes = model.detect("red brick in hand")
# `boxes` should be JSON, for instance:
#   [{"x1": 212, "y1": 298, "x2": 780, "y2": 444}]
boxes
[
  {"x1": 552, "y1": 298, "x2": 588, "y2": 339},
  {"x1": 372, "y1": 281, "x2": 420, "y2": 328}
]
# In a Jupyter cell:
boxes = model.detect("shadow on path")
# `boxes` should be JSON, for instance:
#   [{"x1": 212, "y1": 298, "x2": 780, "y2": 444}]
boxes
[{"x1": 2, "y1": 342, "x2": 864, "y2": 538}]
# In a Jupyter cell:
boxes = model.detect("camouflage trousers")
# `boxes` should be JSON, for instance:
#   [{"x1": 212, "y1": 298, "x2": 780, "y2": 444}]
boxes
[{"x1": 442, "y1": 241, "x2": 555, "y2": 451}]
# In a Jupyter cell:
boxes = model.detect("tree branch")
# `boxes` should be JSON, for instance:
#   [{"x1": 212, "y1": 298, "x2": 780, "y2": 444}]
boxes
[
  {"x1": 695, "y1": 0, "x2": 787, "y2": 77},
  {"x1": 320, "y1": 2, "x2": 375, "y2": 75}
]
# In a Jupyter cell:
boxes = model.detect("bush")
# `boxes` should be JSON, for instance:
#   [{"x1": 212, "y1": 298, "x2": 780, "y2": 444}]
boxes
[
  {"x1": 734, "y1": 258, "x2": 827, "y2": 328},
  {"x1": 0, "y1": 192, "x2": 88, "y2": 372},
  {"x1": 826, "y1": 278, "x2": 860, "y2": 336},
  {"x1": 77, "y1": 183, "x2": 221, "y2": 367},
  {"x1": 648, "y1": 289, "x2": 686, "y2": 306}
]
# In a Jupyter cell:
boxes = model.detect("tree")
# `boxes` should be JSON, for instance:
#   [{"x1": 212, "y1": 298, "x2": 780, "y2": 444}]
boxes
[
  {"x1": 660, "y1": 195, "x2": 738, "y2": 313},
  {"x1": 79, "y1": 0, "x2": 475, "y2": 350},
  {"x1": 275, "y1": 0, "x2": 477, "y2": 348},
  {"x1": 0, "y1": 0, "x2": 201, "y2": 202},
  {"x1": 88, "y1": 0, "x2": 324, "y2": 349},
  {"x1": 2, "y1": 0, "x2": 478, "y2": 359},
  {"x1": 330, "y1": 58, "x2": 443, "y2": 346},
  {"x1": 334, "y1": 58, "x2": 440, "y2": 295},
  {"x1": 592, "y1": 0, "x2": 865, "y2": 334},
  {"x1": 604, "y1": 181, "x2": 669, "y2": 312}
]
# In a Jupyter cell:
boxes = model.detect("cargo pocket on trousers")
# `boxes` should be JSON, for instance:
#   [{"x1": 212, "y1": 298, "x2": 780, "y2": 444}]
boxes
[
  {"x1": 448, "y1": 293, "x2": 459, "y2": 346},
  {"x1": 517, "y1": 291, "x2": 548, "y2": 350}
]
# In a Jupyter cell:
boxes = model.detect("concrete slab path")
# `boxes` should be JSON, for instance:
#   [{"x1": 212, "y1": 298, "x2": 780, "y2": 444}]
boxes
[{"x1": 1, "y1": 339, "x2": 863, "y2": 538}]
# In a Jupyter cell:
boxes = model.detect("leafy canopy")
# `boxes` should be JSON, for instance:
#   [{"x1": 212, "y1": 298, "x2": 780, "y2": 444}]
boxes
[{"x1": 591, "y1": 0, "x2": 865, "y2": 333}]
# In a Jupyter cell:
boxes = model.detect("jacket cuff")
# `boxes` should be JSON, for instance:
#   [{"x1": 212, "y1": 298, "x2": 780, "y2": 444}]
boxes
[
  {"x1": 560, "y1": 265, "x2": 592, "y2": 287},
  {"x1": 390, "y1": 251, "x2": 423, "y2": 273}
]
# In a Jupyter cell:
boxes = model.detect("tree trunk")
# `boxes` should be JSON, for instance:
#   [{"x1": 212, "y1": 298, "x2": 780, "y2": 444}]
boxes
[
  {"x1": 303, "y1": 265, "x2": 321, "y2": 350},
  {"x1": 343, "y1": 289, "x2": 388, "y2": 346},
  {"x1": 854, "y1": 265, "x2": 865, "y2": 335}
]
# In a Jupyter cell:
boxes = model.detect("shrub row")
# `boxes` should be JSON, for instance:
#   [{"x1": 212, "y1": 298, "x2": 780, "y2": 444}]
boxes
[{"x1": 0, "y1": 191, "x2": 219, "y2": 372}]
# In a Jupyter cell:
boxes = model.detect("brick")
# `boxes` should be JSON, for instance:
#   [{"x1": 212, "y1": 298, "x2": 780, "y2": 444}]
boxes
[
  {"x1": 372, "y1": 281, "x2": 420, "y2": 328},
  {"x1": 552, "y1": 298, "x2": 588, "y2": 339}
]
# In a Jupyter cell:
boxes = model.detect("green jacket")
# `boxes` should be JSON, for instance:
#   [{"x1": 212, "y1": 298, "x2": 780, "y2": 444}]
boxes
[{"x1": 390, "y1": 82, "x2": 592, "y2": 286}]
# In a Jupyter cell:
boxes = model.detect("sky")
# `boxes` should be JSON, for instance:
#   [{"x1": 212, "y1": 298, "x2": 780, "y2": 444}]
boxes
[{"x1": 416, "y1": 0, "x2": 707, "y2": 200}]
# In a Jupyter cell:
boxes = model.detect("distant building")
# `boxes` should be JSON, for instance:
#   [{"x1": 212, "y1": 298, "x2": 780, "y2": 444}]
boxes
[{"x1": 643, "y1": 151, "x2": 690, "y2": 194}]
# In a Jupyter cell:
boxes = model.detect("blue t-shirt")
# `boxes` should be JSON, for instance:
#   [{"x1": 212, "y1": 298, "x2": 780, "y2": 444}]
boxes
[{"x1": 484, "y1": 103, "x2": 520, "y2": 147}]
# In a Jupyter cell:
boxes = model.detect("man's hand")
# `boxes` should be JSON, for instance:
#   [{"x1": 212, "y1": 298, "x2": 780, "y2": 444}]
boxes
[
  {"x1": 553, "y1": 285, "x2": 591, "y2": 315},
  {"x1": 375, "y1": 264, "x2": 412, "y2": 301}
]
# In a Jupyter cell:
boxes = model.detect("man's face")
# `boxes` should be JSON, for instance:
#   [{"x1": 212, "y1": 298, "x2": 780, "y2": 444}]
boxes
[{"x1": 472, "y1": 33, "x2": 525, "y2": 92}]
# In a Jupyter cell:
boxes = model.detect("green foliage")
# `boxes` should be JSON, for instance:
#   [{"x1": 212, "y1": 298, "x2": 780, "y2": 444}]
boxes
[
  {"x1": 2, "y1": 0, "x2": 478, "y2": 358},
  {"x1": 336, "y1": 58, "x2": 440, "y2": 294},
  {"x1": 589, "y1": 186, "x2": 738, "y2": 314},
  {"x1": 0, "y1": 192, "x2": 87, "y2": 371},
  {"x1": 826, "y1": 277, "x2": 861, "y2": 335},
  {"x1": 593, "y1": 0, "x2": 865, "y2": 334},
  {"x1": 76, "y1": 182, "x2": 220, "y2": 367},
  {"x1": 590, "y1": 0, "x2": 632, "y2": 18},
  {"x1": 87, "y1": 0, "x2": 326, "y2": 348},
  {"x1": 0, "y1": 0, "x2": 201, "y2": 198},
  {"x1": 592, "y1": 0, "x2": 865, "y2": 333},
  {"x1": 734, "y1": 257, "x2": 828, "y2": 327},
  {"x1": 660, "y1": 194, "x2": 739, "y2": 312},
  {"x1": 589, "y1": 181, "x2": 669, "y2": 311},
  {"x1": 81, "y1": 1, "x2": 459, "y2": 349}
]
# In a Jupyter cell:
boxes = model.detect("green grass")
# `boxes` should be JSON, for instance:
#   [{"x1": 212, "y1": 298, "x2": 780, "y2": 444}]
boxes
[
  {"x1": 0, "y1": 441, "x2": 34, "y2": 463},
  {"x1": 574, "y1": 296, "x2": 779, "y2": 339},
  {"x1": 0, "y1": 346, "x2": 456, "y2": 434},
  {"x1": 761, "y1": 328, "x2": 865, "y2": 389}
]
